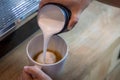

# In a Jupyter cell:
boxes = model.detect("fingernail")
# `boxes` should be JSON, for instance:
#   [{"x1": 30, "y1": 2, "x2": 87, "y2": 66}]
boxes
[
  {"x1": 34, "y1": 65, "x2": 42, "y2": 69},
  {"x1": 24, "y1": 66, "x2": 29, "y2": 71}
]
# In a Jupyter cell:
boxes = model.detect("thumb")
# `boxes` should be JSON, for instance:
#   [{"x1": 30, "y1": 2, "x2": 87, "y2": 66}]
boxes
[
  {"x1": 68, "y1": 14, "x2": 78, "y2": 30},
  {"x1": 24, "y1": 66, "x2": 52, "y2": 80}
]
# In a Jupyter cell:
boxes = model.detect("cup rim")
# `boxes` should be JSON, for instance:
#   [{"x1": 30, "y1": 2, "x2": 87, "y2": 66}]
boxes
[
  {"x1": 26, "y1": 34, "x2": 68, "y2": 66},
  {"x1": 37, "y1": 4, "x2": 66, "y2": 34}
]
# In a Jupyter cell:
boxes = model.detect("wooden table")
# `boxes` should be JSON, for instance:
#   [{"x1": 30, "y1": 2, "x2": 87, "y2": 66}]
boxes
[{"x1": 0, "y1": 1, "x2": 120, "y2": 80}]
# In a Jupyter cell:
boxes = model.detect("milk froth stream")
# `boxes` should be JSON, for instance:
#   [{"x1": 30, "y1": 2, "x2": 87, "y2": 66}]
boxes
[{"x1": 37, "y1": 4, "x2": 66, "y2": 63}]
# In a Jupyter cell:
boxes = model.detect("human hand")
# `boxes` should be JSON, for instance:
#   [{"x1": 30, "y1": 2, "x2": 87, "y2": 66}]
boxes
[
  {"x1": 21, "y1": 66, "x2": 52, "y2": 80},
  {"x1": 39, "y1": 0, "x2": 91, "y2": 30}
]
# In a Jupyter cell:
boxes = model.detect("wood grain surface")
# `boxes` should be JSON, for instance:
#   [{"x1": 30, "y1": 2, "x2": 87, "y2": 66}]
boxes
[{"x1": 0, "y1": 1, "x2": 120, "y2": 80}]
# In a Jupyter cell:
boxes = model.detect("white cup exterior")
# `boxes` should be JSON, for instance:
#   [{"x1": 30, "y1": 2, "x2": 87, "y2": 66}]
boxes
[{"x1": 26, "y1": 34, "x2": 68, "y2": 79}]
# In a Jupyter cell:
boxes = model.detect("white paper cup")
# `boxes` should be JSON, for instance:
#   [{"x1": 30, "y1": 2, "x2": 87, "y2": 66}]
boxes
[{"x1": 26, "y1": 34, "x2": 68, "y2": 79}]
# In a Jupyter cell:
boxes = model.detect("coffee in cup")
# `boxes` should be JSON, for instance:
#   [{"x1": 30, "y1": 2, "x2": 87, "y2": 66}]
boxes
[{"x1": 33, "y1": 50, "x2": 62, "y2": 64}]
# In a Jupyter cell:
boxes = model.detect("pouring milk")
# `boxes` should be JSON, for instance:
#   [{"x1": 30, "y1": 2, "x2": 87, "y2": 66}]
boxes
[{"x1": 37, "y1": 4, "x2": 66, "y2": 64}]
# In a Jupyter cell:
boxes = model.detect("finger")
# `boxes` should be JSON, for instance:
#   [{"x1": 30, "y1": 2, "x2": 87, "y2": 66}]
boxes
[
  {"x1": 39, "y1": 0, "x2": 46, "y2": 8},
  {"x1": 67, "y1": 14, "x2": 78, "y2": 30},
  {"x1": 39, "y1": 0, "x2": 50, "y2": 8},
  {"x1": 24, "y1": 66, "x2": 52, "y2": 80},
  {"x1": 39, "y1": 0, "x2": 61, "y2": 8},
  {"x1": 24, "y1": 66, "x2": 41, "y2": 78}
]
